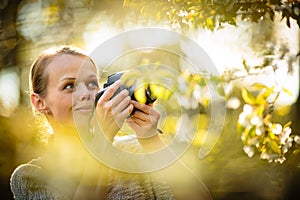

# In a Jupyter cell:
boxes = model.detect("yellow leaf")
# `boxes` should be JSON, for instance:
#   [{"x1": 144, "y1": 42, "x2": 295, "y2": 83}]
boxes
[
  {"x1": 42, "y1": 6, "x2": 60, "y2": 25},
  {"x1": 206, "y1": 17, "x2": 214, "y2": 30},
  {"x1": 163, "y1": 116, "x2": 179, "y2": 135},
  {"x1": 251, "y1": 82, "x2": 268, "y2": 90},
  {"x1": 140, "y1": 7, "x2": 145, "y2": 14},
  {"x1": 241, "y1": 88, "x2": 257, "y2": 105},
  {"x1": 123, "y1": 0, "x2": 129, "y2": 7},
  {"x1": 276, "y1": 105, "x2": 291, "y2": 116},
  {"x1": 283, "y1": 121, "x2": 292, "y2": 129},
  {"x1": 157, "y1": 11, "x2": 161, "y2": 20},
  {"x1": 282, "y1": 87, "x2": 293, "y2": 96}
]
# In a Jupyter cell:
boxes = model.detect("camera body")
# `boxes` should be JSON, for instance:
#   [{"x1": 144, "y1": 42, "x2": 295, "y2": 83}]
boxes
[{"x1": 94, "y1": 72, "x2": 157, "y2": 110}]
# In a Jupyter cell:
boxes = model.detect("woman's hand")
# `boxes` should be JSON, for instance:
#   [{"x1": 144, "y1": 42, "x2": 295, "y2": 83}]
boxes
[
  {"x1": 95, "y1": 80, "x2": 133, "y2": 142},
  {"x1": 127, "y1": 101, "x2": 159, "y2": 138},
  {"x1": 126, "y1": 101, "x2": 165, "y2": 151}
]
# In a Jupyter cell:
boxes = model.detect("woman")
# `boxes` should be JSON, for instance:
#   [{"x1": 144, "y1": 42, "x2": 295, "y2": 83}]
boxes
[
  {"x1": 10, "y1": 45, "x2": 173, "y2": 199},
  {"x1": 11, "y1": 46, "x2": 173, "y2": 199}
]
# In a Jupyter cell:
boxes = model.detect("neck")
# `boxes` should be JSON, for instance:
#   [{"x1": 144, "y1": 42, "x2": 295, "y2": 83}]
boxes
[{"x1": 44, "y1": 121, "x2": 91, "y2": 174}]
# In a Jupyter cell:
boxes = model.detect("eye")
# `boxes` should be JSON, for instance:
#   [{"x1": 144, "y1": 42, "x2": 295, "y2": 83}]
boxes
[
  {"x1": 87, "y1": 81, "x2": 99, "y2": 89},
  {"x1": 64, "y1": 83, "x2": 74, "y2": 90}
]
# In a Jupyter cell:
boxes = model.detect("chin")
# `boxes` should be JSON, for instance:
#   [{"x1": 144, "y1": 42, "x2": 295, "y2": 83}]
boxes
[{"x1": 73, "y1": 114, "x2": 90, "y2": 130}]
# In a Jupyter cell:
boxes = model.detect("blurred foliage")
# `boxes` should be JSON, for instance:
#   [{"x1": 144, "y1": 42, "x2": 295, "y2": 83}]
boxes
[
  {"x1": 221, "y1": 43, "x2": 298, "y2": 83},
  {"x1": 123, "y1": 0, "x2": 300, "y2": 30},
  {"x1": 237, "y1": 83, "x2": 299, "y2": 163},
  {"x1": 220, "y1": 43, "x2": 299, "y2": 163},
  {"x1": 173, "y1": 63, "x2": 299, "y2": 164},
  {"x1": 137, "y1": 37, "x2": 300, "y2": 165}
]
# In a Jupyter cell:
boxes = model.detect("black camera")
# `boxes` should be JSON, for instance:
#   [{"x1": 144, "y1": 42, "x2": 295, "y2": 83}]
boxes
[{"x1": 94, "y1": 72, "x2": 157, "y2": 110}]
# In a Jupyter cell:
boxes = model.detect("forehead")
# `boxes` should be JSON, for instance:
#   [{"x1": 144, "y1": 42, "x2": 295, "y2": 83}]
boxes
[{"x1": 47, "y1": 54, "x2": 97, "y2": 79}]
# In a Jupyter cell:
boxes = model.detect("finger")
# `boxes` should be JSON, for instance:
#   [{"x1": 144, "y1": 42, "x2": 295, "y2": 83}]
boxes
[
  {"x1": 127, "y1": 116, "x2": 146, "y2": 127},
  {"x1": 132, "y1": 104, "x2": 160, "y2": 121},
  {"x1": 132, "y1": 110, "x2": 149, "y2": 122},
  {"x1": 117, "y1": 103, "x2": 134, "y2": 119},
  {"x1": 131, "y1": 101, "x2": 151, "y2": 114},
  {"x1": 111, "y1": 89, "x2": 129, "y2": 107},
  {"x1": 98, "y1": 80, "x2": 122, "y2": 103},
  {"x1": 113, "y1": 95, "x2": 131, "y2": 113},
  {"x1": 126, "y1": 119, "x2": 140, "y2": 130}
]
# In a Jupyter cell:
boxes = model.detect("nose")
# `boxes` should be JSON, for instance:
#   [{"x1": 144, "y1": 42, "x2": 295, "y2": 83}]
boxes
[
  {"x1": 81, "y1": 91, "x2": 90, "y2": 101},
  {"x1": 78, "y1": 85, "x2": 91, "y2": 101}
]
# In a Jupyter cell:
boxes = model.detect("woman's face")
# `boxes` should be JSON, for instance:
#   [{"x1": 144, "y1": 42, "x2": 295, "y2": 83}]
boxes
[{"x1": 44, "y1": 54, "x2": 99, "y2": 127}]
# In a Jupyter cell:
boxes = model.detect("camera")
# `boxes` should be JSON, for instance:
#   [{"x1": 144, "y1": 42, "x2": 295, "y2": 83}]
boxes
[{"x1": 94, "y1": 72, "x2": 157, "y2": 111}]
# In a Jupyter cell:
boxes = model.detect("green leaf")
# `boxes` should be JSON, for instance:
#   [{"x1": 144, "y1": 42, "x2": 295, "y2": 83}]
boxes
[
  {"x1": 237, "y1": 122, "x2": 245, "y2": 135},
  {"x1": 243, "y1": 125, "x2": 256, "y2": 144},
  {"x1": 256, "y1": 104, "x2": 265, "y2": 117},
  {"x1": 249, "y1": 125, "x2": 257, "y2": 137},
  {"x1": 283, "y1": 121, "x2": 292, "y2": 129},
  {"x1": 268, "y1": 130, "x2": 276, "y2": 140},
  {"x1": 242, "y1": 59, "x2": 249, "y2": 72},
  {"x1": 270, "y1": 140, "x2": 281, "y2": 154}
]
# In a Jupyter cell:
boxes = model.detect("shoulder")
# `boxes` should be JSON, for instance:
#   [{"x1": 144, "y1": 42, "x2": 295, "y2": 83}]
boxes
[
  {"x1": 11, "y1": 158, "x2": 42, "y2": 181},
  {"x1": 10, "y1": 158, "x2": 77, "y2": 200},
  {"x1": 10, "y1": 158, "x2": 50, "y2": 199},
  {"x1": 11, "y1": 158, "x2": 44, "y2": 183}
]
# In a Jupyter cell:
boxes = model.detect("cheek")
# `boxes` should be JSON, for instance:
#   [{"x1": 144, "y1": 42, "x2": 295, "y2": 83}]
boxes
[
  {"x1": 48, "y1": 95, "x2": 73, "y2": 122},
  {"x1": 91, "y1": 90, "x2": 98, "y2": 100}
]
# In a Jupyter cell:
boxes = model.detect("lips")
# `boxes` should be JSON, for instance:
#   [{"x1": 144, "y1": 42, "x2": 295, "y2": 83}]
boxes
[{"x1": 73, "y1": 104, "x2": 93, "y2": 112}]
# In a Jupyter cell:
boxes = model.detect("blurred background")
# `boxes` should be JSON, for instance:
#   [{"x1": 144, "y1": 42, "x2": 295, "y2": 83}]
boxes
[{"x1": 0, "y1": 0, "x2": 299, "y2": 199}]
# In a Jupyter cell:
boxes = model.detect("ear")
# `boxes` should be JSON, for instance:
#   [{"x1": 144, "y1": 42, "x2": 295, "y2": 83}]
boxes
[{"x1": 31, "y1": 93, "x2": 48, "y2": 114}]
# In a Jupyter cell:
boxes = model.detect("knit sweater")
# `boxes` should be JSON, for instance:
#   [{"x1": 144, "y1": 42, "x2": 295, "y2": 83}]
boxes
[
  {"x1": 10, "y1": 158, "x2": 78, "y2": 199},
  {"x1": 10, "y1": 135, "x2": 175, "y2": 200}
]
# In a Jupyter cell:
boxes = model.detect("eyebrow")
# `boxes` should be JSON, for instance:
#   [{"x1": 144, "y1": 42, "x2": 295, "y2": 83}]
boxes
[
  {"x1": 60, "y1": 74, "x2": 97, "y2": 82},
  {"x1": 60, "y1": 77, "x2": 75, "y2": 82}
]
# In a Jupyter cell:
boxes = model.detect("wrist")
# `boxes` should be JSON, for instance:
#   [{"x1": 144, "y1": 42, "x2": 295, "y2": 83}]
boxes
[
  {"x1": 137, "y1": 133, "x2": 165, "y2": 152},
  {"x1": 137, "y1": 132, "x2": 159, "y2": 142}
]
